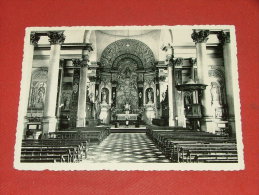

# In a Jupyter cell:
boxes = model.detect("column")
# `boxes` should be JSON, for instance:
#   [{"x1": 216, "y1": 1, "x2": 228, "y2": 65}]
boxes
[
  {"x1": 191, "y1": 30, "x2": 214, "y2": 132},
  {"x1": 76, "y1": 60, "x2": 89, "y2": 127},
  {"x1": 171, "y1": 58, "x2": 183, "y2": 127},
  {"x1": 162, "y1": 44, "x2": 176, "y2": 126},
  {"x1": 42, "y1": 31, "x2": 65, "y2": 133},
  {"x1": 218, "y1": 31, "x2": 235, "y2": 135},
  {"x1": 167, "y1": 64, "x2": 176, "y2": 126},
  {"x1": 20, "y1": 32, "x2": 40, "y2": 136}
]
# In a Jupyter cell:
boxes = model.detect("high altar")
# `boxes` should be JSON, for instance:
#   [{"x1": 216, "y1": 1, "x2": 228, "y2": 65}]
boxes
[
  {"x1": 23, "y1": 29, "x2": 236, "y2": 136},
  {"x1": 116, "y1": 103, "x2": 138, "y2": 121}
]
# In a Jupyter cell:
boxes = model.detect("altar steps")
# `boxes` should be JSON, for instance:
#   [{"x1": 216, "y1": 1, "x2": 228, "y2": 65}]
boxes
[{"x1": 110, "y1": 126, "x2": 147, "y2": 133}]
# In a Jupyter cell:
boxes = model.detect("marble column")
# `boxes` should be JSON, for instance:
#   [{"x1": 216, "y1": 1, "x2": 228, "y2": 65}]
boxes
[
  {"x1": 20, "y1": 32, "x2": 40, "y2": 136},
  {"x1": 167, "y1": 64, "x2": 176, "y2": 126},
  {"x1": 191, "y1": 30, "x2": 214, "y2": 132},
  {"x1": 42, "y1": 32, "x2": 65, "y2": 133},
  {"x1": 76, "y1": 59, "x2": 89, "y2": 127},
  {"x1": 173, "y1": 58, "x2": 184, "y2": 127},
  {"x1": 162, "y1": 44, "x2": 176, "y2": 126},
  {"x1": 218, "y1": 31, "x2": 235, "y2": 135}
]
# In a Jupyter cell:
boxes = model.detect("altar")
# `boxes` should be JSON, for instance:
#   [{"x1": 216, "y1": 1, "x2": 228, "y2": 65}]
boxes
[{"x1": 116, "y1": 113, "x2": 138, "y2": 121}]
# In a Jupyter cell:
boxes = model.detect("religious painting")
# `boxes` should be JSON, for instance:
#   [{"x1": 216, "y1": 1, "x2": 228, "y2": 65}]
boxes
[{"x1": 28, "y1": 69, "x2": 48, "y2": 110}]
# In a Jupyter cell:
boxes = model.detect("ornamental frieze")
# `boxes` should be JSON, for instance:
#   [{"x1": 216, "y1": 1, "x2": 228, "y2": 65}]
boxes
[
  {"x1": 191, "y1": 30, "x2": 210, "y2": 43},
  {"x1": 100, "y1": 39, "x2": 156, "y2": 69}
]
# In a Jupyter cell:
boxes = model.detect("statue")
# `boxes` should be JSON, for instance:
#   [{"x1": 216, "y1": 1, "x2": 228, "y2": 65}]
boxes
[
  {"x1": 124, "y1": 102, "x2": 131, "y2": 111},
  {"x1": 210, "y1": 83, "x2": 222, "y2": 105},
  {"x1": 37, "y1": 83, "x2": 45, "y2": 104},
  {"x1": 64, "y1": 97, "x2": 70, "y2": 110},
  {"x1": 94, "y1": 98, "x2": 101, "y2": 119},
  {"x1": 147, "y1": 89, "x2": 153, "y2": 104},
  {"x1": 102, "y1": 91, "x2": 107, "y2": 104}
]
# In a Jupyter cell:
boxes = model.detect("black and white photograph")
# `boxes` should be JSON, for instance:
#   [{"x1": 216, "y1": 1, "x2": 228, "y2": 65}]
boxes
[{"x1": 14, "y1": 26, "x2": 244, "y2": 171}]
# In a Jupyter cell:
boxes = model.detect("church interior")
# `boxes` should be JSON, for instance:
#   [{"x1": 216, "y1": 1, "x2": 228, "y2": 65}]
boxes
[{"x1": 19, "y1": 27, "x2": 239, "y2": 163}]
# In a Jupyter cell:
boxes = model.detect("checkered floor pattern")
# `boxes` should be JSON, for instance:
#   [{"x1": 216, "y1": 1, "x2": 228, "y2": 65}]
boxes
[{"x1": 84, "y1": 133, "x2": 170, "y2": 163}]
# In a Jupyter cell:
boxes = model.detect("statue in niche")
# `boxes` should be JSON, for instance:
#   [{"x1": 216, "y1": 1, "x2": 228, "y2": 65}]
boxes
[
  {"x1": 64, "y1": 97, "x2": 70, "y2": 111},
  {"x1": 37, "y1": 83, "x2": 45, "y2": 103},
  {"x1": 101, "y1": 90, "x2": 107, "y2": 104},
  {"x1": 210, "y1": 82, "x2": 222, "y2": 105},
  {"x1": 33, "y1": 83, "x2": 46, "y2": 108},
  {"x1": 147, "y1": 89, "x2": 153, "y2": 104},
  {"x1": 61, "y1": 91, "x2": 72, "y2": 111},
  {"x1": 94, "y1": 97, "x2": 101, "y2": 119}
]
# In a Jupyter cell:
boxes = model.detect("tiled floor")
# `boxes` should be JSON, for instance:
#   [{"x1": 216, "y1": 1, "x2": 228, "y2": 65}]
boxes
[{"x1": 84, "y1": 133, "x2": 170, "y2": 163}]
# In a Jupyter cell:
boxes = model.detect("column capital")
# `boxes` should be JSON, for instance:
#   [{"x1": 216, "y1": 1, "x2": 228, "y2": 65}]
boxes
[
  {"x1": 30, "y1": 32, "x2": 40, "y2": 46},
  {"x1": 47, "y1": 31, "x2": 65, "y2": 45},
  {"x1": 217, "y1": 31, "x2": 230, "y2": 44},
  {"x1": 72, "y1": 58, "x2": 89, "y2": 68},
  {"x1": 189, "y1": 58, "x2": 197, "y2": 65},
  {"x1": 170, "y1": 58, "x2": 183, "y2": 67},
  {"x1": 191, "y1": 30, "x2": 210, "y2": 43},
  {"x1": 85, "y1": 43, "x2": 94, "y2": 52}
]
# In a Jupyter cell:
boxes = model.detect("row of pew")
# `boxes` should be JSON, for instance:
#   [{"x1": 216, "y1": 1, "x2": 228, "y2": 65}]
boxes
[
  {"x1": 21, "y1": 127, "x2": 110, "y2": 163},
  {"x1": 146, "y1": 127, "x2": 238, "y2": 163},
  {"x1": 46, "y1": 127, "x2": 110, "y2": 144}
]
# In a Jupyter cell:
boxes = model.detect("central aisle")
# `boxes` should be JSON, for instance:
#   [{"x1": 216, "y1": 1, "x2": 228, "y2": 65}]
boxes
[{"x1": 84, "y1": 133, "x2": 170, "y2": 163}]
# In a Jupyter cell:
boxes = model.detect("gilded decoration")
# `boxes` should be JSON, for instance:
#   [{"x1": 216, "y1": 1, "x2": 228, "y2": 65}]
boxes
[
  {"x1": 100, "y1": 39, "x2": 155, "y2": 69},
  {"x1": 115, "y1": 58, "x2": 138, "y2": 112},
  {"x1": 191, "y1": 30, "x2": 210, "y2": 43}
]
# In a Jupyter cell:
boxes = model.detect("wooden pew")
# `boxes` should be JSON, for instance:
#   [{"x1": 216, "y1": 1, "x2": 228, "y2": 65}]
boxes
[
  {"x1": 146, "y1": 127, "x2": 238, "y2": 163},
  {"x1": 21, "y1": 139, "x2": 88, "y2": 163}
]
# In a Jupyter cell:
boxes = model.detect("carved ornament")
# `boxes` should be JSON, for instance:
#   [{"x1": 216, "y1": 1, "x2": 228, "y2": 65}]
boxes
[
  {"x1": 217, "y1": 31, "x2": 230, "y2": 44},
  {"x1": 100, "y1": 39, "x2": 155, "y2": 69},
  {"x1": 47, "y1": 31, "x2": 65, "y2": 45},
  {"x1": 171, "y1": 58, "x2": 183, "y2": 67},
  {"x1": 191, "y1": 30, "x2": 210, "y2": 43},
  {"x1": 30, "y1": 32, "x2": 40, "y2": 46},
  {"x1": 189, "y1": 58, "x2": 197, "y2": 65},
  {"x1": 72, "y1": 58, "x2": 88, "y2": 68}
]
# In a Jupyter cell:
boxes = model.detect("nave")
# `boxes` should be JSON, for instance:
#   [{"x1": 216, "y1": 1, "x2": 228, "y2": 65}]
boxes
[
  {"x1": 84, "y1": 133, "x2": 170, "y2": 163},
  {"x1": 21, "y1": 126, "x2": 238, "y2": 164}
]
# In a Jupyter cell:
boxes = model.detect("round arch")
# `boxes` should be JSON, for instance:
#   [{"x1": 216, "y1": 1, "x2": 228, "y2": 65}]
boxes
[{"x1": 100, "y1": 39, "x2": 156, "y2": 70}]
